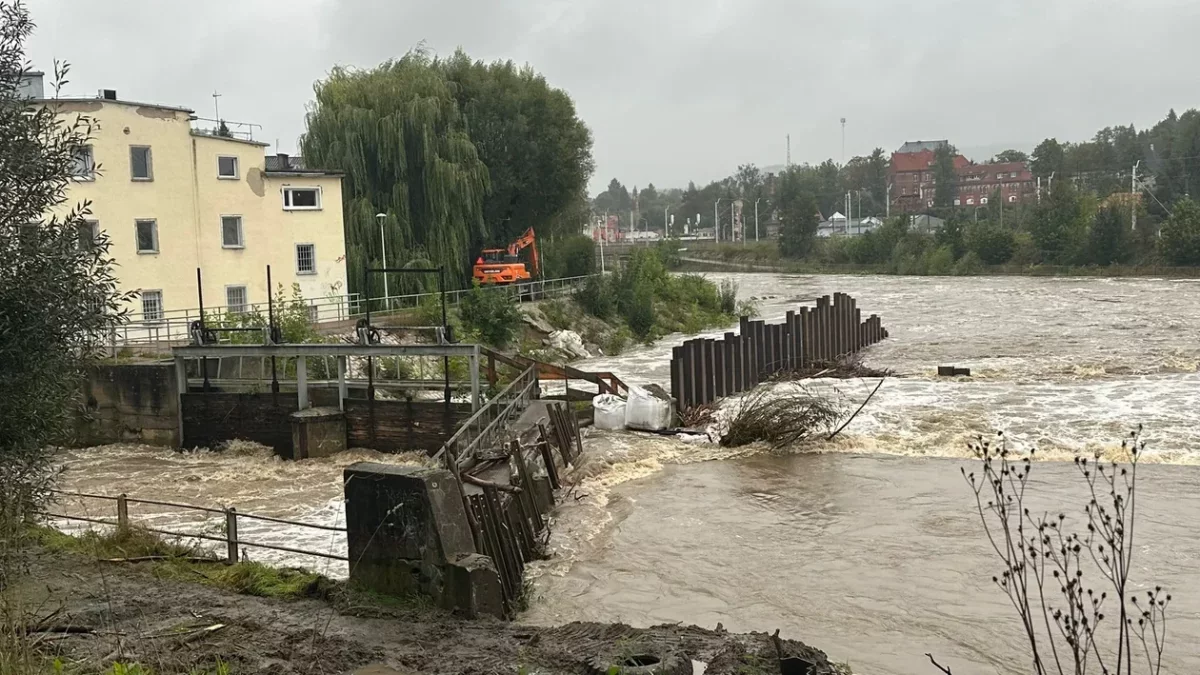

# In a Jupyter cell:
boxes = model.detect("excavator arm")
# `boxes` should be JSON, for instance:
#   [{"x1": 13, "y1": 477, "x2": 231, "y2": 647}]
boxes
[{"x1": 506, "y1": 227, "x2": 539, "y2": 277}]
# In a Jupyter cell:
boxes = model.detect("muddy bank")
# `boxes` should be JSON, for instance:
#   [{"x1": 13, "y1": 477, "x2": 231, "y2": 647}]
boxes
[{"x1": 8, "y1": 545, "x2": 836, "y2": 674}]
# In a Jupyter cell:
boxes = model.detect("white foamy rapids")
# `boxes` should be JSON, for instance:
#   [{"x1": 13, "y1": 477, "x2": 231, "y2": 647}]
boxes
[{"x1": 52, "y1": 442, "x2": 431, "y2": 577}]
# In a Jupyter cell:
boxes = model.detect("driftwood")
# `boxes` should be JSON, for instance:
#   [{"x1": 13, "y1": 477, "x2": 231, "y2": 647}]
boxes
[
  {"x1": 721, "y1": 387, "x2": 842, "y2": 449},
  {"x1": 461, "y1": 473, "x2": 522, "y2": 493},
  {"x1": 826, "y1": 379, "x2": 884, "y2": 441},
  {"x1": 101, "y1": 555, "x2": 220, "y2": 564}
]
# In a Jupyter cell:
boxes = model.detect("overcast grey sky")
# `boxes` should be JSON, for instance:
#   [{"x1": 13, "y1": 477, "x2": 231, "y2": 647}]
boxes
[{"x1": 25, "y1": 0, "x2": 1200, "y2": 194}]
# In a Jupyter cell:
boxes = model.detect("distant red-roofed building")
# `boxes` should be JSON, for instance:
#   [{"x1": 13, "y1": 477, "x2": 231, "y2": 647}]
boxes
[
  {"x1": 890, "y1": 140, "x2": 1036, "y2": 211},
  {"x1": 889, "y1": 140, "x2": 969, "y2": 212},
  {"x1": 954, "y1": 161, "x2": 1036, "y2": 207}
]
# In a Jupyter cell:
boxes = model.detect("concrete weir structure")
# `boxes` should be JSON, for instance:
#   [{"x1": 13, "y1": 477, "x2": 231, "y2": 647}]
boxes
[{"x1": 344, "y1": 463, "x2": 504, "y2": 618}]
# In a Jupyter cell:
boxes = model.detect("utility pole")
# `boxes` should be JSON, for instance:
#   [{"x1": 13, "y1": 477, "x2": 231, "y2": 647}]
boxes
[
  {"x1": 212, "y1": 91, "x2": 222, "y2": 121},
  {"x1": 1037, "y1": 176, "x2": 1042, "y2": 204},
  {"x1": 600, "y1": 212, "x2": 608, "y2": 273},
  {"x1": 629, "y1": 208, "x2": 634, "y2": 234},
  {"x1": 840, "y1": 118, "x2": 846, "y2": 168},
  {"x1": 1132, "y1": 160, "x2": 1141, "y2": 230},
  {"x1": 664, "y1": 205, "x2": 671, "y2": 238},
  {"x1": 714, "y1": 199, "x2": 722, "y2": 244},
  {"x1": 786, "y1": 134, "x2": 791, "y2": 168},
  {"x1": 754, "y1": 198, "x2": 761, "y2": 242},
  {"x1": 856, "y1": 190, "x2": 862, "y2": 234},
  {"x1": 886, "y1": 184, "x2": 892, "y2": 218},
  {"x1": 1048, "y1": 171, "x2": 1055, "y2": 192}
]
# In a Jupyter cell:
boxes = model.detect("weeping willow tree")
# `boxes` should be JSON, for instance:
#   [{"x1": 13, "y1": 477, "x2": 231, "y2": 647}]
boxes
[{"x1": 301, "y1": 52, "x2": 490, "y2": 298}]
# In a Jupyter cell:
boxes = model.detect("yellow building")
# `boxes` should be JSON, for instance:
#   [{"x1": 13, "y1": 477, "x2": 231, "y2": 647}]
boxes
[{"x1": 32, "y1": 81, "x2": 348, "y2": 337}]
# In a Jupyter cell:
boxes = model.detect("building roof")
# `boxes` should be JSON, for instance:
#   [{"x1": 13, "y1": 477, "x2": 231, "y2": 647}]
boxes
[
  {"x1": 896, "y1": 140, "x2": 949, "y2": 154},
  {"x1": 31, "y1": 96, "x2": 194, "y2": 114},
  {"x1": 263, "y1": 154, "x2": 343, "y2": 177},
  {"x1": 189, "y1": 130, "x2": 269, "y2": 147},
  {"x1": 891, "y1": 150, "x2": 935, "y2": 172}
]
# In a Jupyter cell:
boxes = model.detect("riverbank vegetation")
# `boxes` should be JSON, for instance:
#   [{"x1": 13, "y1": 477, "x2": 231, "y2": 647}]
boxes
[
  {"x1": 0, "y1": 5, "x2": 130, "y2": 573},
  {"x1": 936, "y1": 430, "x2": 1172, "y2": 675}
]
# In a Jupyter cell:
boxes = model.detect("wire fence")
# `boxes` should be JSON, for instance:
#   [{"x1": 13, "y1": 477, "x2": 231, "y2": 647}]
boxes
[{"x1": 41, "y1": 489, "x2": 349, "y2": 569}]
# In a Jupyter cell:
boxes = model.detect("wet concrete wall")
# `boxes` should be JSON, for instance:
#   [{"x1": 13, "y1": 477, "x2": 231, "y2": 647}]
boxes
[{"x1": 77, "y1": 364, "x2": 179, "y2": 447}]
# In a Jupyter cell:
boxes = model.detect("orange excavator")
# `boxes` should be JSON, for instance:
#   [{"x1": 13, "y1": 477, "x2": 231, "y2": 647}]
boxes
[{"x1": 473, "y1": 227, "x2": 540, "y2": 285}]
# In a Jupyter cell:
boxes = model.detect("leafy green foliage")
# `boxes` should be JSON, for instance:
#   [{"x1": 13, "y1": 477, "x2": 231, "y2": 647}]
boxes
[
  {"x1": 932, "y1": 144, "x2": 959, "y2": 207},
  {"x1": 1160, "y1": 197, "x2": 1200, "y2": 265},
  {"x1": 574, "y1": 275, "x2": 614, "y2": 320},
  {"x1": 966, "y1": 222, "x2": 1016, "y2": 265},
  {"x1": 776, "y1": 168, "x2": 820, "y2": 258},
  {"x1": 1087, "y1": 205, "x2": 1130, "y2": 266},
  {"x1": 541, "y1": 234, "x2": 595, "y2": 278},
  {"x1": 459, "y1": 283, "x2": 521, "y2": 347},
  {"x1": 0, "y1": 7, "x2": 131, "y2": 551},
  {"x1": 1029, "y1": 182, "x2": 1088, "y2": 263}
]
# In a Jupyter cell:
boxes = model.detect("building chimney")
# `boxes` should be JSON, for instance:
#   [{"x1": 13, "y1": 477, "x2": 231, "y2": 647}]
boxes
[
  {"x1": 17, "y1": 71, "x2": 44, "y2": 99},
  {"x1": 276, "y1": 153, "x2": 290, "y2": 170},
  {"x1": 99, "y1": 89, "x2": 117, "y2": 100}
]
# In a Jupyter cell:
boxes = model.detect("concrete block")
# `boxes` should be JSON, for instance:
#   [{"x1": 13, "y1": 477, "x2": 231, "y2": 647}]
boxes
[
  {"x1": 344, "y1": 462, "x2": 474, "y2": 599},
  {"x1": 444, "y1": 553, "x2": 504, "y2": 618},
  {"x1": 291, "y1": 407, "x2": 347, "y2": 459}
]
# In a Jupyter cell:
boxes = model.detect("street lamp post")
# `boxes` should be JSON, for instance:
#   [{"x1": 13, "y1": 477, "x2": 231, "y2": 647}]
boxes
[
  {"x1": 754, "y1": 198, "x2": 761, "y2": 242},
  {"x1": 664, "y1": 205, "x2": 672, "y2": 239},
  {"x1": 375, "y1": 212, "x2": 388, "y2": 309},
  {"x1": 714, "y1": 198, "x2": 722, "y2": 244}
]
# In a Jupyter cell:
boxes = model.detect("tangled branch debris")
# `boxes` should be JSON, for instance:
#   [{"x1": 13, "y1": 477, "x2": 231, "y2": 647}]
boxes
[{"x1": 720, "y1": 386, "x2": 843, "y2": 448}]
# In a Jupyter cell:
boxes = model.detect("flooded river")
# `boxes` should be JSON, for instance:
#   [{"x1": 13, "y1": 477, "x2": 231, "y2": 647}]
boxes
[{"x1": 57, "y1": 273, "x2": 1200, "y2": 673}]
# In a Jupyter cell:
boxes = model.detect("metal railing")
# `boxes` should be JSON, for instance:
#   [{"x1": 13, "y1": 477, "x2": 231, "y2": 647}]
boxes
[
  {"x1": 110, "y1": 293, "x2": 360, "y2": 348},
  {"x1": 42, "y1": 489, "x2": 348, "y2": 564},
  {"x1": 109, "y1": 274, "x2": 598, "y2": 349},
  {"x1": 433, "y1": 364, "x2": 539, "y2": 470}
]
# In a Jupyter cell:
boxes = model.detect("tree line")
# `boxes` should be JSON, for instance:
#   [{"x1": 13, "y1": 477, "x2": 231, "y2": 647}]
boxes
[{"x1": 301, "y1": 48, "x2": 595, "y2": 296}]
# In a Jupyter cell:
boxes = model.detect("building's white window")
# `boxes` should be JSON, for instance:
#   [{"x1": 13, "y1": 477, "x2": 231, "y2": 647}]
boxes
[
  {"x1": 130, "y1": 146, "x2": 153, "y2": 181},
  {"x1": 953, "y1": 198, "x2": 961, "y2": 206},
  {"x1": 295, "y1": 243, "x2": 316, "y2": 274},
  {"x1": 77, "y1": 220, "x2": 98, "y2": 251},
  {"x1": 141, "y1": 290, "x2": 163, "y2": 323},
  {"x1": 135, "y1": 219, "x2": 158, "y2": 253},
  {"x1": 226, "y1": 285, "x2": 248, "y2": 314},
  {"x1": 966, "y1": 198, "x2": 975, "y2": 205},
  {"x1": 218, "y1": 155, "x2": 239, "y2": 179},
  {"x1": 283, "y1": 187, "x2": 321, "y2": 210},
  {"x1": 71, "y1": 145, "x2": 95, "y2": 180},
  {"x1": 1009, "y1": 195, "x2": 1018, "y2": 203},
  {"x1": 980, "y1": 197, "x2": 989, "y2": 205},
  {"x1": 221, "y1": 215, "x2": 244, "y2": 248}
]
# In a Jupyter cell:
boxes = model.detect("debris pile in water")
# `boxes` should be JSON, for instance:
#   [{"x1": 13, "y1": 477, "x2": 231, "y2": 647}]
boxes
[{"x1": 718, "y1": 386, "x2": 844, "y2": 448}]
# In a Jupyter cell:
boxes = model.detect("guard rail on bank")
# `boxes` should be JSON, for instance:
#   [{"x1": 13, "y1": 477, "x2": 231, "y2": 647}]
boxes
[
  {"x1": 41, "y1": 489, "x2": 348, "y2": 564},
  {"x1": 432, "y1": 364, "x2": 539, "y2": 471}
]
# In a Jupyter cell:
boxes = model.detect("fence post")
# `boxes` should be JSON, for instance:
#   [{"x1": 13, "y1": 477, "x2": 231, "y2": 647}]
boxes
[
  {"x1": 670, "y1": 346, "x2": 683, "y2": 410},
  {"x1": 714, "y1": 337, "x2": 726, "y2": 398},
  {"x1": 684, "y1": 340, "x2": 698, "y2": 408},
  {"x1": 225, "y1": 507, "x2": 239, "y2": 563},
  {"x1": 116, "y1": 493, "x2": 129, "y2": 531}
]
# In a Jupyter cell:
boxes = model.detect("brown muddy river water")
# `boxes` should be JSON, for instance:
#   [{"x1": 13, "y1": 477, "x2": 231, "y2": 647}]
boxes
[{"x1": 56, "y1": 274, "x2": 1200, "y2": 674}]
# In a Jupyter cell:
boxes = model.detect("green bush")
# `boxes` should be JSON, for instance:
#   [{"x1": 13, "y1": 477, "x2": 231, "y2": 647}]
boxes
[
  {"x1": 541, "y1": 234, "x2": 596, "y2": 278},
  {"x1": 953, "y1": 251, "x2": 984, "y2": 275},
  {"x1": 574, "y1": 275, "x2": 614, "y2": 319},
  {"x1": 626, "y1": 288, "x2": 656, "y2": 339},
  {"x1": 966, "y1": 222, "x2": 1017, "y2": 265},
  {"x1": 718, "y1": 279, "x2": 738, "y2": 314},
  {"x1": 459, "y1": 283, "x2": 521, "y2": 347},
  {"x1": 925, "y1": 245, "x2": 956, "y2": 275}
]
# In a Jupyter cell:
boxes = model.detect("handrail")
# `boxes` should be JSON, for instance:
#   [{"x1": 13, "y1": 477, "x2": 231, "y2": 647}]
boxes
[
  {"x1": 480, "y1": 347, "x2": 628, "y2": 395},
  {"x1": 44, "y1": 489, "x2": 348, "y2": 563},
  {"x1": 432, "y1": 364, "x2": 537, "y2": 469}
]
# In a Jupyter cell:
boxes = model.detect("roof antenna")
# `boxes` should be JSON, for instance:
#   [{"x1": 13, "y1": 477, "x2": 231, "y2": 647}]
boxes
[{"x1": 212, "y1": 91, "x2": 221, "y2": 121}]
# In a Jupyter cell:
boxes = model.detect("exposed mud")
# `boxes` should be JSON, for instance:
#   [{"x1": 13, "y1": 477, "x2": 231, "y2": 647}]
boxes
[{"x1": 7, "y1": 546, "x2": 834, "y2": 674}]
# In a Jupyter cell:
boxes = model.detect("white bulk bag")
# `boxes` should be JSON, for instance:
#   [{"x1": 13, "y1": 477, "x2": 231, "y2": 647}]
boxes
[
  {"x1": 592, "y1": 394, "x2": 627, "y2": 430},
  {"x1": 624, "y1": 384, "x2": 674, "y2": 431}
]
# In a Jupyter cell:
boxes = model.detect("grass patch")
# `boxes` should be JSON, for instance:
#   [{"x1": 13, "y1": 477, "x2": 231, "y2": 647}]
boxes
[
  {"x1": 30, "y1": 525, "x2": 201, "y2": 560},
  {"x1": 154, "y1": 560, "x2": 336, "y2": 600}
]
